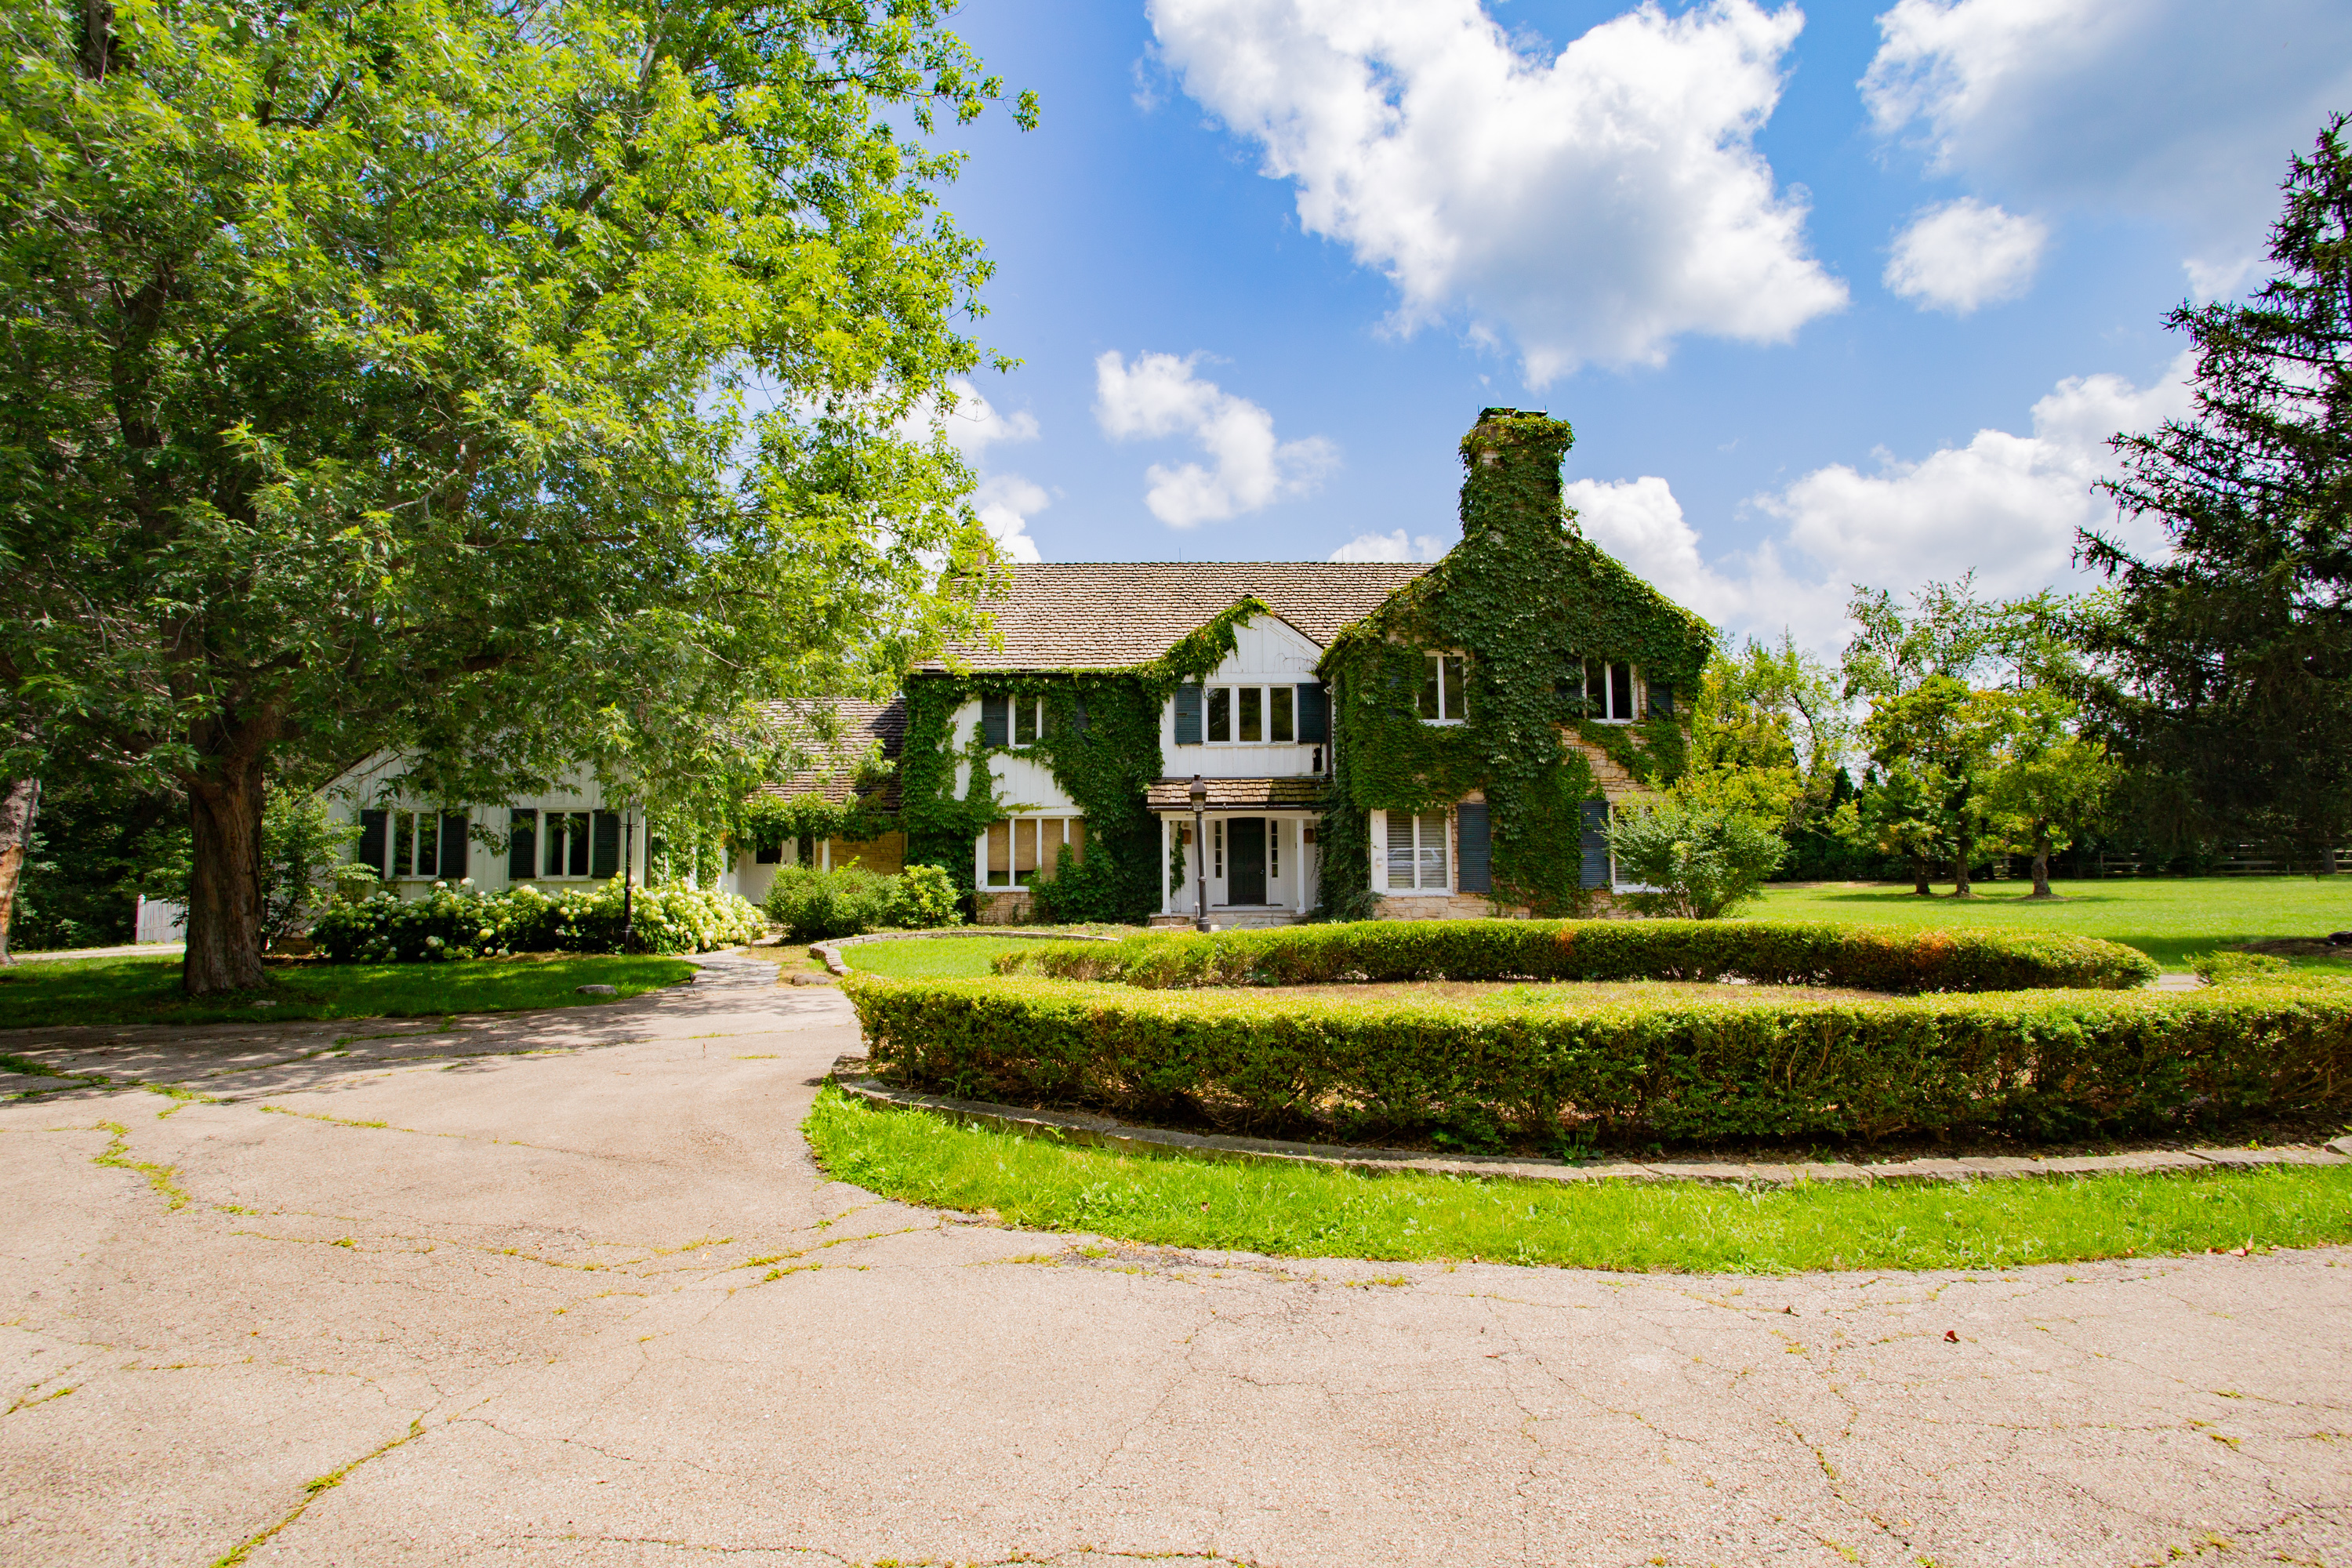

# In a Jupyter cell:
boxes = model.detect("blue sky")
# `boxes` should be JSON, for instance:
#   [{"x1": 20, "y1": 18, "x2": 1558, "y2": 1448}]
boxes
[{"x1": 917, "y1": 0, "x2": 2352, "y2": 651}]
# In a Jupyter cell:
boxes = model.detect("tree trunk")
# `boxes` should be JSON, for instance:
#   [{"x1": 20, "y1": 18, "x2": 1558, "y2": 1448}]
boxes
[
  {"x1": 0, "y1": 777, "x2": 40, "y2": 962},
  {"x1": 183, "y1": 760, "x2": 269, "y2": 993},
  {"x1": 1951, "y1": 828, "x2": 1975, "y2": 898},
  {"x1": 2030, "y1": 837, "x2": 2053, "y2": 899},
  {"x1": 1911, "y1": 854, "x2": 1932, "y2": 896}
]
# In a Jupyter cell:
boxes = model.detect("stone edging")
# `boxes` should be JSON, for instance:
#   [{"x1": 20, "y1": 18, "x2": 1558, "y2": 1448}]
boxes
[
  {"x1": 829, "y1": 1066, "x2": 2352, "y2": 1189},
  {"x1": 809, "y1": 927, "x2": 1116, "y2": 978}
]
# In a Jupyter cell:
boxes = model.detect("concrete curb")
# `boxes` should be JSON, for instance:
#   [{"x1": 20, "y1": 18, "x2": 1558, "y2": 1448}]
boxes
[
  {"x1": 809, "y1": 927, "x2": 1118, "y2": 978},
  {"x1": 830, "y1": 1068, "x2": 2352, "y2": 1189}
]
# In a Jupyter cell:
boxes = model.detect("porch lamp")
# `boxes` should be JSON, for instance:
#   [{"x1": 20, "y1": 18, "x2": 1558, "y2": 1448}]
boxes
[{"x1": 1189, "y1": 774, "x2": 1210, "y2": 932}]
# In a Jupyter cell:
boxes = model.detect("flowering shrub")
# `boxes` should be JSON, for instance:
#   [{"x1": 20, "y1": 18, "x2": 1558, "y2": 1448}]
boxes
[{"x1": 310, "y1": 879, "x2": 765, "y2": 962}]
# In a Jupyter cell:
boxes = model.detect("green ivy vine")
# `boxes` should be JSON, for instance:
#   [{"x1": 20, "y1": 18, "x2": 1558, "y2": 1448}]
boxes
[{"x1": 1318, "y1": 408, "x2": 1712, "y2": 916}]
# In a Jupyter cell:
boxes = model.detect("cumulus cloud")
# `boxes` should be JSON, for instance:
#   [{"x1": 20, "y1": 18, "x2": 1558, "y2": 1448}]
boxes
[
  {"x1": 906, "y1": 378, "x2": 1048, "y2": 562},
  {"x1": 1147, "y1": 0, "x2": 1846, "y2": 382},
  {"x1": 1884, "y1": 198, "x2": 2048, "y2": 313},
  {"x1": 1328, "y1": 528, "x2": 1450, "y2": 563},
  {"x1": 1863, "y1": 0, "x2": 2352, "y2": 293},
  {"x1": 1094, "y1": 350, "x2": 1339, "y2": 527},
  {"x1": 1563, "y1": 352, "x2": 2195, "y2": 652}
]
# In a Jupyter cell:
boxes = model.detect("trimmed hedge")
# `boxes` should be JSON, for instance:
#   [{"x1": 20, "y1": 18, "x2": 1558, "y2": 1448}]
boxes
[
  {"x1": 996, "y1": 920, "x2": 2158, "y2": 995},
  {"x1": 845, "y1": 974, "x2": 2352, "y2": 1146}
]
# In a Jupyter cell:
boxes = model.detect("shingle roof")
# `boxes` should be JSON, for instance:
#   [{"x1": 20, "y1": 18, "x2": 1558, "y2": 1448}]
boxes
[
  {"x1": 751, "y1": 695, "x2": 906, "y2": 808},
  {"x1": 1143, "y1": 776, "x2": 1332, "y2": 811},
  {"x1": 924, "y1": 561, "x2": 1434, "y2": 672}
]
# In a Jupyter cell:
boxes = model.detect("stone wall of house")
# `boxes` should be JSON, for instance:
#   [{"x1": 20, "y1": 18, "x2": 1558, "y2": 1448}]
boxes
[
  {"x1": 974, "y1": 890, "x2": 1037, "y2": 925},
  {"x1": 1372, "y1": 891, "x2": 1624, "y2": 922},
  {"x1": 1563, "y1": 732, "x2": 1642, "y2": 798}
]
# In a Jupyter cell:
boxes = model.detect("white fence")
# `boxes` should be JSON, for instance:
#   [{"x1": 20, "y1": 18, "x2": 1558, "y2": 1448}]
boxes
[{"x1": 134, "y1": 896, "x2": 187, "y2": 945}]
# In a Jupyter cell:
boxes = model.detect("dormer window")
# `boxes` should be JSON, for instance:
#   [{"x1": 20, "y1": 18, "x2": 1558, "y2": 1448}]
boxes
[
  {"x1": 1418, "y1": 653, "x2": 1468, "y2": 724},
  {"x1": 1584, "y1": 660, "x2": 1639, "y2": 723}
]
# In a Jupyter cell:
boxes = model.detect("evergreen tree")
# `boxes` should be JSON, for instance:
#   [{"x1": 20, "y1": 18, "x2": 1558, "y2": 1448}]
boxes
[{"x1": 2082, "y1": 115, "x2": 2352, "y2": 869}]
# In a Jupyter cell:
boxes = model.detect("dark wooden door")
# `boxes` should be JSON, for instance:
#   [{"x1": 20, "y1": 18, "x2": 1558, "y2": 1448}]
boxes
[{"x1": 1227, "y1": 817, "x2": 1267, "y2": 905}]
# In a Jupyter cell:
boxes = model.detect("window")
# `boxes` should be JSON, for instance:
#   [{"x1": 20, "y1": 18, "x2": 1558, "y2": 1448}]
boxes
[
  {"x1": 1582, "y1": 661, "x2": 1639, "y2": 722},
  {"x1": 1213, "y1": 819, "x2": 1224, "y2": 877},
  {"x1": 1192, "y1": 684, "x2": 1319, "y2": 745},
  {"x1": 981, "y1": 695, "x2": 1050, "y2": 748},
  {"x1": 1418, "y1": 653, "x2": 1468, "y2": 723},
  {"x1": 356, "y1": 809, "x2": 467, "y2": 881},
  {"x1": 543, "y1": 811, "x2": 593, "y2": 878},
  {"x1": 1013, "y1": 697, "x2": 1050, "y2": 746},
  {"x1": 1382, "y1": 811, "x2": 1450, "y2": 891},
  {"x1": 979, "y1": 817, "x2": 1087, "y2": 888}
]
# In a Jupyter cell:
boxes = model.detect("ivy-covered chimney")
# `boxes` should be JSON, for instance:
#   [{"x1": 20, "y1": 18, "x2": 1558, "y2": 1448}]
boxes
[{"x1": 1457, "y1": 407, "x2": 1573, "y2": 543}]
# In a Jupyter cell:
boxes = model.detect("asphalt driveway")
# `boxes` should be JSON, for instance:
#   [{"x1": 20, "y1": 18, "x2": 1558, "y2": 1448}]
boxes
[{"x1": 2, "y1": 956, "x2": 2347, "y2": 1567}]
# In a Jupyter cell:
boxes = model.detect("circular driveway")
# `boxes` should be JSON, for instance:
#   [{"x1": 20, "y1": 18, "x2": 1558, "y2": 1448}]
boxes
[{"x1": 2, "y1": 958, "x2": 2347, "y2": 1567}]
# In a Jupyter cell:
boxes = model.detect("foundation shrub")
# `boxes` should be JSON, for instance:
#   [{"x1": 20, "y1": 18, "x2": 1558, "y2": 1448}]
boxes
[
  {"x1": 310, "y1": 880, "x2": 763, "y2": 961},
  {"x1": 844, "y1": 975, "x2": 2352, "y2": 1146},
  {"x1": 763, "y1": 863, "x2": 964, "y2": 941},
  {"x1": 995, "y1": 919, "x2": 2158, "y2": 994}
]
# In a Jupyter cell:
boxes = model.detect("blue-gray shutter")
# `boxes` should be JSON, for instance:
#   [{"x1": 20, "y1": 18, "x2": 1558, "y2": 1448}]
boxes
[
  {"x1": 1297, "y1": 681, "x2": 1329, "y2": 742},
  {"x1": 1174, "y1": 684, "x2": 1203, "y2": 745},
  {"x1": 507, "y1": 809, "x2": 537, "y2": 880},
  {"x1": 1579, "y1": 800, "x2": 1611, "y2": 888},
  {"x1": 980, "y1": 695, "x2": 1009, "y2": 748},
  {"x1": 1649, "y1": 681, "x2": 1673, "y2": 719},
  {"x1": 1457, "y1": 804, "x2": 1491, "y2": 894},
  {"x1": 439, "y1": 813, "x2": 469, "y2": 878},
  {"x1": 591, "y1": 810, "x2": 622, "y2": 878},
  {"x1": 356, "y1": 811, "x2": 387, "y2": 873}
]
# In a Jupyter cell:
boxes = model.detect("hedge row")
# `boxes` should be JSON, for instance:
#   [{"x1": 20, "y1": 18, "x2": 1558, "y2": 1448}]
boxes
[
  {"x1": 310, "y1": 880, "x2": 765, "y2": 962},
  {"x1": 997, "y1": 920, "x2": 2159, "y2": 995},
  {"x1": 845, "y1": 975, "x2": 2352, "y2": 1146}
]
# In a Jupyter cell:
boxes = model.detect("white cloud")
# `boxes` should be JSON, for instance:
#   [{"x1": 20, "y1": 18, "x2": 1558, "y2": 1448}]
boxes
[
  {"x1": 1863, "y1": 0, "x2": 2352, "y2": 292},
  {"x1": 1884, "y1": 198, "x2": 2048, "y2": 313},
  {"x1": 906, "y1": 378, "x2": 1048, "y2": 562},
  {"x1": 1328, "y1": 528, "x2": 1450, "y2": 563},
  {"x1": 1563, "y1": 352, "x2": 2195, "y2": 652},
  {"x1": 1094, "y1": 350, "x2": 1339, "y2": 527},
  {"x1": 1148, "y1": 0, "x2": 1846, "y2": 382}
]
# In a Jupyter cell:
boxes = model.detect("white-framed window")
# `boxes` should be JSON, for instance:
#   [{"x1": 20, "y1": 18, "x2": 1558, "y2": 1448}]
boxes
[
  {"x1": 541, "y1": 811, "x2": 594, "y2": 879},
  {"x1": 1380, "y1": 810, "x2": 1450, "y2": 892},
  {"x1": 1213, "y1": 819, "x2": 1224, "y2": 877},
  {"x1": 1013, "y1": 697, "x2": 1050, "y2": 746},
  {"x1": 1270, "y1": 820, "x2": 1281, "y2": 880},
  {"x1": 1583, "y1": 660, "x2": 1639, "y2": 723},
  {"x1": 1418, "y1": 653, "x2": 1468, "y2": 724},
  {"x1": 1203, "y1": 684, "x2": 1298, "y2": 744},
  {"x1": 356, "y1": 808, "x2": 465, "y2": 882},
  {"x1": 979, "y1": 816, "x2": 1087, "y2": 888}
]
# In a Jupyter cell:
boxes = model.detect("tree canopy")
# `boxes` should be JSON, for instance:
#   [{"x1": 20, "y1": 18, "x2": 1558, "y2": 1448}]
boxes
[
  {"x1": 0, "y1": 0, "x2": 1033, "y2": 989},
  {"x1": 2082, "y1": 114, "x2": 2352, "y2": 869}
]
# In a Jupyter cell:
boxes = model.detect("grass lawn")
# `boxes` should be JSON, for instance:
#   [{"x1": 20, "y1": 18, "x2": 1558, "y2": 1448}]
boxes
[
  {"x1": 806, "y1": 1087, "x2": 2352, "y2": 1274},
  {"x1": 0, "y1": 952, "x2": 698, "y2": 1031},
  {"x1": 1749, "y1": 877, "x2": 2352, "y2": 971},
  {"x1": 842, "y1": 935, "x2": 1058, "y2": 978}
]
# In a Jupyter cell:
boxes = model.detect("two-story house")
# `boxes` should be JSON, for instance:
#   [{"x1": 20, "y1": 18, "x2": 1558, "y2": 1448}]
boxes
[{"x1": 738, "y1": 408, "x2": 1712, "y2": 926}]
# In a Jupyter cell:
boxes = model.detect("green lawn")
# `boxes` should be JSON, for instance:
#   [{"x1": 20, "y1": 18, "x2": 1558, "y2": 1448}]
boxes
[
  {"x1": 806, "y1": 1086, "x2": 2352, "y2": 1274},
  {"x1": 0, "y1": 952, "x2": 698, "y2": 1030},
  {"x1": 1749, "y1": 877, "x2": 2352, "y2": 971},
  {"x1": 842, "y1": 935, "x2": 1055, "y2": 978}
]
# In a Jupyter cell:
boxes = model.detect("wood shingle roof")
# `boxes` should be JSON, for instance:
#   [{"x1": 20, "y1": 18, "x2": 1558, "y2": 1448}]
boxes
[{"x1": 925, "y1": 561, "x2": 1434, "y2": 672}]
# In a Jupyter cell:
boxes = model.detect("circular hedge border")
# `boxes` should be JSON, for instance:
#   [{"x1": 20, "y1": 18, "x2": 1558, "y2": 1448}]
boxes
[
  {"x1": 840, "y1": 922, "x2": 2352, "y2": 1149},
  {"x1": 997, "y1": 918, "x2": 2161, "y2": 994}
]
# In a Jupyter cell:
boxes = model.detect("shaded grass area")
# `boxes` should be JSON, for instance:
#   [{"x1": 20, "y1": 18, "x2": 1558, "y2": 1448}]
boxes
[
  {"x1": 1750, "y1": 878, "x2": 2352, "y2": 970},
  {"x1": 805, "y1": 1087, "x2": 2352, "y2": 1273},
  {"x1": 844, "y1": 936, "x2": 1058, "y2": 978},
  {"x1": 0, "y1": 952, "x2": 697, "y2": 1030}
]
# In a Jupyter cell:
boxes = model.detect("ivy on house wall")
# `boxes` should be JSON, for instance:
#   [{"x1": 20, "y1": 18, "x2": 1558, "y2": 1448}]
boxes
[
  {"x1": 1318, "y1": 409, "x2": 1713, "y2": 916},
  {"x1": 893, "y1": 597, "x2": 1272, "y2": 921}
]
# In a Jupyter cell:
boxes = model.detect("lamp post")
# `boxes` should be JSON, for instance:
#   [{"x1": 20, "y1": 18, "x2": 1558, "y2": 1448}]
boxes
[
  {"x1": 1189, "y1": 774, "x2": 1210, "y2": 932},
  {"x1": 621, "y1": 804, "x2": 637, "y2": 953}
]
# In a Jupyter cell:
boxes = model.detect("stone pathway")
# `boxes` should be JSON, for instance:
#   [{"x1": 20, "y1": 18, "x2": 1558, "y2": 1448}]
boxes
[{"x1": 2, "y1": 958, "x2": 2347, "y2": 1567}]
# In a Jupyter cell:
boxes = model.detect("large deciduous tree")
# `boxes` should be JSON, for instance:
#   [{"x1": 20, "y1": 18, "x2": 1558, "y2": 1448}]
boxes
[
  {"x1": 0, "y1": 0, "x2": 1032, "y2": 991},
  {"x1": 2082, "y1": 115, "x2": 2352, "y2": 869}
]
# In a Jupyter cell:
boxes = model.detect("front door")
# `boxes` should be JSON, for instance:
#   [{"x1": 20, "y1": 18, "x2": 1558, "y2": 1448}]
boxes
[{"x1": 1226, "y1": 816, "x2": 1267, "y2": 905}]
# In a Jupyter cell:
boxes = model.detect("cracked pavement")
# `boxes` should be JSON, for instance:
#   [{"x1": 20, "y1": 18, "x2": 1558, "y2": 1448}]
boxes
[{"x1": 2, "y1": 956, "x2": 2349, "y2": 1567}]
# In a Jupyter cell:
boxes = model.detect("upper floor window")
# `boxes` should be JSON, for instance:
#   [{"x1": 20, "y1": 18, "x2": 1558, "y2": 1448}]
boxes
[
  {"x1": 1419, "y1": 653, "x2": 1468, "y2": 724},
  {"x1": 979, "y1": 695, "x2": 1050, "y2": 748},
  {"x1": 1174, "y1": 682, "x2": 1327, "y2": 746},
  {"x1": 1584, "y1": 660, "x2": 1639, "y2": 723}
]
